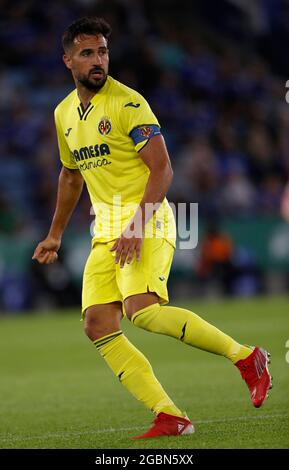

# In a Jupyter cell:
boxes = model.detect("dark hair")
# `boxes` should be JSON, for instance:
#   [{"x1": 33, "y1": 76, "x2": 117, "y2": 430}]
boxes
[{"x1": 62, "y1": 17, "x2": 112, "y2": 51}]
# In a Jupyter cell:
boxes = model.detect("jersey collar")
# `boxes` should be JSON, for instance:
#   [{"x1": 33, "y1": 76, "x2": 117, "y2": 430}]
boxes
[{"x1": 76, "y1": 76, "x2": 111, "y2": 120}]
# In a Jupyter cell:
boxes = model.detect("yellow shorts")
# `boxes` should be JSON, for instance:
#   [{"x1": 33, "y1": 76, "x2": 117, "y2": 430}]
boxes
[{"x1": 82, "y1": 237, "x2": 174, "y2": 315}]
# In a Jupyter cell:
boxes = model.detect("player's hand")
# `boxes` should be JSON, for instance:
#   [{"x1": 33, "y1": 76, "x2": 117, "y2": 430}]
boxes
[
  {"x1": 32, "y1": 237, "x2": 61, "y2": 265},
  {"x1": 110, "y1": 223, "x2": 143, "y2": 268}
]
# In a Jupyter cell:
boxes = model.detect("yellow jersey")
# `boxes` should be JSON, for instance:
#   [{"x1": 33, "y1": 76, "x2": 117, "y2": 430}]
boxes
[{"x1": 54, "y1": 76, "x2": 176, "y2": 247}]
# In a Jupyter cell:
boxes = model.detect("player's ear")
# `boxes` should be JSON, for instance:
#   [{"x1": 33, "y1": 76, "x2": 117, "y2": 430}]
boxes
[{"x1": 63, "y1": 53, "x2": 72, "y2": 70}]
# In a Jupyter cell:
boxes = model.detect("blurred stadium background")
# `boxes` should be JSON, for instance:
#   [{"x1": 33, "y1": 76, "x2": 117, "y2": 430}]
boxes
[{"x1": 1, "y1": 0, "x2": 289, "y2": 311}]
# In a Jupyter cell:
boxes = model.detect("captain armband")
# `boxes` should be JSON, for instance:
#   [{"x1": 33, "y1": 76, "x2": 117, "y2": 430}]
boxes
[{"x1": 130, "y1": 124, "x2": 161, "y2": 152}]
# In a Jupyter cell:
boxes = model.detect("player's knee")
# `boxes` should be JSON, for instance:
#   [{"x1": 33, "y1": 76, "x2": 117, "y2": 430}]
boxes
[
  {"x1": 83, "y1": 311, "x2": 105, "y2": 341},
  {"x1": 125, "y1": 293, "x2": 159, "y2": 321},
  {"x1": 125, "y1": 305, "x2": 143, "y2": 321},
  {"x1": 84, "y1": 319, "x2": 115, "y2": 342},
  {"x1": 83, "y1": 307, "x2": 121, "y2": 342},
  {"x1": 84, "y1": 320, "x2": 101, "y2": 341}
]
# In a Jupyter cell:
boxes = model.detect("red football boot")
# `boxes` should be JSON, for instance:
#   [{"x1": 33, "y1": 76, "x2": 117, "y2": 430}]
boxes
[
  {"x1": 132, "y1": 412, "x2": 194, "y2": 439},
  {"x1": 235, "y1": 347, "x2": 272, "y2": 408}
]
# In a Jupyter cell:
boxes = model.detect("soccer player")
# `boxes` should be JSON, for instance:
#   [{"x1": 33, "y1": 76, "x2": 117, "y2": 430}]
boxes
[{"x1": 32, "y1": 17, "x2": 272, "y2": 439}]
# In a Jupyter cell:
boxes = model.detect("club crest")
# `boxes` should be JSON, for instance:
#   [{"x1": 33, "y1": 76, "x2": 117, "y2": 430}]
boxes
[
  {"x1": 140, "y1": 126, "x2": 153, "y2": 138},
  {"x1": 98, "y1": 116, "x2": 112, "y2": 135}
]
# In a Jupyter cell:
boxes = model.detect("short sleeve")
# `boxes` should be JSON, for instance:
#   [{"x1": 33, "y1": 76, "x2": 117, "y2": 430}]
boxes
[
  {"x1": 121, "y1": 93, "x2": 161, "y2": 152},
  {"x1": 54, "y1": 108, "x2": 78, "y2": 169}
]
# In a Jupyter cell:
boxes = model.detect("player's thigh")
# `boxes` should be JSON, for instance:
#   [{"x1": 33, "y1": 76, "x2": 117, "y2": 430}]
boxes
[
  {"x1": 120, "y1": 237, "x2": 174, "y2": 315},
  {"x1": 82, "y1": 242, "x2": 122, "y2": 317}
]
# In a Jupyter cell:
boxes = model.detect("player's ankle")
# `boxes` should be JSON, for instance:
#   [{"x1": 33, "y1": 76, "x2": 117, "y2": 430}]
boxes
[{"x1": 231, "y1": 344, "x2": 253, "y2": 364}]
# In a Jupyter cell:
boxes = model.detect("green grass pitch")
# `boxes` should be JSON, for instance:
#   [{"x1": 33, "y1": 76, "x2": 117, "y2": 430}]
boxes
[{"x1": 0, "y1": 295, "x2": 288, "y2": 449}]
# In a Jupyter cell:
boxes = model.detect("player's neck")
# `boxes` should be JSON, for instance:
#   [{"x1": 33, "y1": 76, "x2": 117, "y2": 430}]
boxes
[
  {"x1": 76, "y1": 80, "x2": 107, "y2": 109},
  {"x1": 77, "y1": 87, "x2": 96, "y2": 109}
]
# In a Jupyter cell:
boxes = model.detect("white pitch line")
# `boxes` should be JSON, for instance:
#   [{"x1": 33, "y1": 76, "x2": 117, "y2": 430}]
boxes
[{"x1": 1, "y1": 413, "x2": 288, "y2": 444}]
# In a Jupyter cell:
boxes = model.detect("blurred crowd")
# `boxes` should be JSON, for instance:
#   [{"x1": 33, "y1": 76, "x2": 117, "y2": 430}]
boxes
[
  {"x1": 1, "y1": 0, "x2": 289, "y2": 237},
  {"x1": 1, "y1": 0, "x2": 289, "y2": 310}
]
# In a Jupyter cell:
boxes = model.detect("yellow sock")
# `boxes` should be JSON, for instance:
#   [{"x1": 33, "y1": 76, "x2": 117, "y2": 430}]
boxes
[
  {"x1": 94, "y1": 330, "x2": 183, "y2": 417},
  {"x1": 132, "y1": 304, "x2": 252, "y2": 363}
]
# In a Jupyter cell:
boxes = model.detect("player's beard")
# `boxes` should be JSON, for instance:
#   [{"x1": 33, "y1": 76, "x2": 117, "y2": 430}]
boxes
[{"x1": 78, "y1": 67, "x2": 107, "y2": 92}]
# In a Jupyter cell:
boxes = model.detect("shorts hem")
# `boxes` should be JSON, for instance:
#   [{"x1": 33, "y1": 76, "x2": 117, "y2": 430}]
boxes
[{"x1": 123, "y1": 288, "x2": 169, "y2": 306}]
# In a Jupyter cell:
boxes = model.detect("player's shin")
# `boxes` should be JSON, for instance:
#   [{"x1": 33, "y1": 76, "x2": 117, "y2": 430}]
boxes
[
  {"x1": 93, "y1": 331, "x2": 183, "y2": 417},
  {"x1": 131, "y1": 303, "x2": 252, "y2": 363}
]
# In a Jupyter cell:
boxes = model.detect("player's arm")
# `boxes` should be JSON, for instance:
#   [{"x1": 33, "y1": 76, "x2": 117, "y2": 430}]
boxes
[
  {"x1": 137, "y1": 133, "x2": 173, "y2": 223},
  {"x1": 32, "y1": 167, "x2": 83, "y2": 264},
  {"x1": 111, "y1": 134, "x2": 173, "y2": 267}
]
